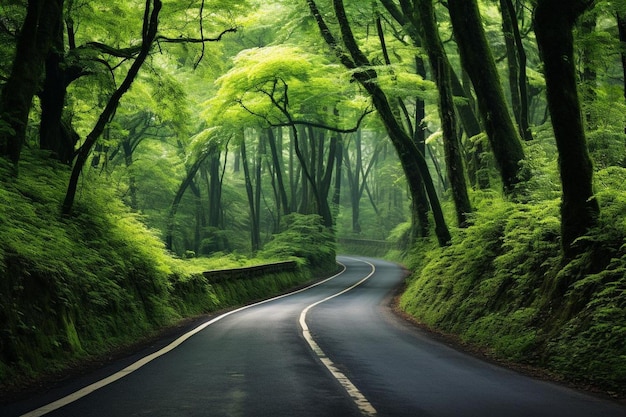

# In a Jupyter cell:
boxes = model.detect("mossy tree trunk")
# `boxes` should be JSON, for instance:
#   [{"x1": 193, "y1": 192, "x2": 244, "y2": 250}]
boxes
[
  {"x1": 0, "y1": 0, "x2": 63, "y2": 165},
  {"x1": 381, "y1": 0, "x2": 489, "y2": 193},
  {"x1": 534, "y1": 0, "x2": 599, "y2": 257},
  {"x1": 38, "y1": 1, "x2": 86, "y2": 165},
  {"x1": 447, "y1": 0, "x2": 528, "y2": 195},
  {"x1": 618, "y1": 12, "x2": 626, "y2": 135},
  {"x1": 500, "y1": 0, "x2": 533, "y2": 142},
  {"x1": 375, "y1": 12, "x2": 431, "y2": 237},
  {"x1": 412, "y1": 56, "x2": 431, "y2": 238},
  {"x1": 416, "y1": 0, "x2": 472, "y2": 228}
]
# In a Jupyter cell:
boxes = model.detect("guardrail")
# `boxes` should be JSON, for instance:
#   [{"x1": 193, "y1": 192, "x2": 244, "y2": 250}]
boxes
[
  {"x1": 203, "y1": 260, "x2": 298, "y2": 283},
  {"x1": 337, "y1": 238, "x2": 392, "y2": 248}
]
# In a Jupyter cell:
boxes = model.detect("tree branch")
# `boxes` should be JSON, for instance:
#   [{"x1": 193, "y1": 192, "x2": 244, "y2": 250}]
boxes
[{"x1": 156, "y1": 28, "x2": 238, "y2": 44}]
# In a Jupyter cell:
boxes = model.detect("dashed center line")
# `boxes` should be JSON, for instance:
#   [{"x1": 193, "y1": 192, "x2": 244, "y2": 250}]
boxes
[{"x1": 299, "y1": 257, "x2": 378, "y2": 417}]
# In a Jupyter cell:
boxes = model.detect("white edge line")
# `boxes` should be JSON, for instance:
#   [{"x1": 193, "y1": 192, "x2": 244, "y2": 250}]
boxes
[
  {"x1": 299, "y1": 257, "x2": 378, "y2": 417},
  {"x1": 20, "y1": 264, "x2": 350, "y2": 417}
]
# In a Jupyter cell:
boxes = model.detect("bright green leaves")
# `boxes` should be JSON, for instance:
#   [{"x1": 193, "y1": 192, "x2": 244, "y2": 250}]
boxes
[{"x1": 207, "y1": 45, "x2": 366, "y2": 131}]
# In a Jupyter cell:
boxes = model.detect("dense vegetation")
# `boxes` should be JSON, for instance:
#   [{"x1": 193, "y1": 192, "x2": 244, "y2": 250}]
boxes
[
  {"x1": 0, "y1": 150, "x2": 333, "y2": 389},
  {"x1": 1, "y1": 0, "x2": 625, "y2": 397}
]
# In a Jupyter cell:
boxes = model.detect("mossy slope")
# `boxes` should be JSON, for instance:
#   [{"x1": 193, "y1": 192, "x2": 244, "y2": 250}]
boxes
[
  {"x1": 0, "y1": 152, "x2": 323, "y2": 389},
  {"x1": 400, "y1": 167, "x2": 626, "y2": 395}
]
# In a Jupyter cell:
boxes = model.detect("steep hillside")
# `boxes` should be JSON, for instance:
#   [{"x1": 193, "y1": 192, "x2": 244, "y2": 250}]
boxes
[
  {"x1": 399, "y1": 167, "x2": 626, "y2": 396},
  {"x1": 0, "y1": 152, "x2": 323, "y2": 392}
]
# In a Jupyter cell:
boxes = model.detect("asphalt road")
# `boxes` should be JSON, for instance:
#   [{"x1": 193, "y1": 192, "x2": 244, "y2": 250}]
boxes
[{"x1": 4, "y1": 256, "x2": 625, "y2": 417}]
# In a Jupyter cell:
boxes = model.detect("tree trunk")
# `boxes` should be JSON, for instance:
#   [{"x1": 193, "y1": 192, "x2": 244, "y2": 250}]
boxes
[
  {"x1": 308, "y1": 0, "x2": 451, "y2": 246},
  {"x1": 62, "y1": 0, "x2": 161, "y2": 215},
  {"x1": 377, "y1": 10, "x2": 432, "y2": 237},
  {"x1": 267, "y1": 128, "x2": 290, "y2": 215},
  {"x1": 208, "y1": 151, "x2": 224, "y2": 228},
  {"x1": 38, "y1": 1, "x2": 85, "y2": 165},
  {"x1": 500, "y1": 0, "x2": 533, "y2": 141},
  {"x1": 0, "y1": 0, "x2": 63, "y2": 165},
  {"x1": 241, "y1": 137, "x2": 261, "y2": 251},
  {"x1": 534, "y1": 0, "x2": 599, "y2": 257},
  {"x1": 331, "y1": 134, "x2": 343, "y2": 223},
  {"x1": 447, "y1": 0, "x2": 528, "y2": 195},
  {"x1": 189, "y1": 179, "x2": 203, "y2": 255},
  {"x1": 416, "y1": 0, "x2": 472, "y2": 227},
  {"x1": 618, "y1": 13, "x2": 626, "y2": 136},
  {"x1": 344, "y1": 134, "x2": 362, "y2": 234},
  {"x1": 413, "y1": 56, "x2": 431, "y2": 237},
  {"x1": 165, "y1": 147, "x2": 212, "y2": 251}
]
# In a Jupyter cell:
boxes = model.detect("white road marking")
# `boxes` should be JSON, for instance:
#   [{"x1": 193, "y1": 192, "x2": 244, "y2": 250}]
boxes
[
  {"x1": 20, "y1": 264, "x2": 349, "y2": 417},
  {"x1": 299, "y1": 257, "x2": 378, "y2": 417}
]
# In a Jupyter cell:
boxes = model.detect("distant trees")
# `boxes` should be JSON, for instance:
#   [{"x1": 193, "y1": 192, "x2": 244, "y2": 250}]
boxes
[{"x1": 307, "y1": 0, "x2": 452, "y2": 246}]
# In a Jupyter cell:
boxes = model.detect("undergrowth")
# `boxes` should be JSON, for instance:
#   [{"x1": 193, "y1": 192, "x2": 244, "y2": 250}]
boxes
[
  {"x1": 399, "y1": 166, "x2": 626, "y2": 394},
  {"x1": 0, "y1": 152, "x2": 318, "y2": 391}
]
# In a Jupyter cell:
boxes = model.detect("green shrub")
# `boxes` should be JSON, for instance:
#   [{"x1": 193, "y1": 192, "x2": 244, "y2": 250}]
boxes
[{"x1": 261, "y1": 213, "x2": 336, "y2": 273}]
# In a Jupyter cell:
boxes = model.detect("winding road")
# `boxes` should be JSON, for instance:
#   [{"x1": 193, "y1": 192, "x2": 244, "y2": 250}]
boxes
[{"x1": 4, "y1": 256, "x2": 625, "y2": 417}]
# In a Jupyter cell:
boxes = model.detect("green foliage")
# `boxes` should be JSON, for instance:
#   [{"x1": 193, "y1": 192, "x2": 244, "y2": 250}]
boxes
[
  {"x1": 400, "y1": 181, "x2": 626, "y2": 392},
  {"x1": 0, "y1": 151, "x2": 317, "y2": 388},
  {"x1": 261, "y1": 213, "x2": 337, "y2": 272}
]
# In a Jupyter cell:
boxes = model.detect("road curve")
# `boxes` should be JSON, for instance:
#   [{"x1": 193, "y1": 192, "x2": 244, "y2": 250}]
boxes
[{"x1": 3, "y1": 256, "x2": 625, "y2": 417}]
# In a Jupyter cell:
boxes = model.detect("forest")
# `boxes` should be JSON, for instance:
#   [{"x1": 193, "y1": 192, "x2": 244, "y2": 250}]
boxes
[{"x1": 0, "y1": 0, "x2": 625, "y2": 398}]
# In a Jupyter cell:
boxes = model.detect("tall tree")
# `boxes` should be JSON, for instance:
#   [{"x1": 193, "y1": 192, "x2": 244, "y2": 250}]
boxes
[
  {"x1": 378, "y1": 0, "x2": 488, "y2": 193},
  {"x1": 447, "y1": 0, "x2": 528, "y2": 195},
  {"x1": 415, "y1": 0, "x2": 472, "y2": 227},
  {"x1": 373, "y1": 11, "x2": 431, "y2": 237},
  {"x1": 534, "y1": 0, "x2": 599, "y2": 257},
  {"x1": 62, "y1": 0, "x2": 162, "y2": 215},
  {"x1": 618, "y1": 11, "x2": 626, "y2": 135},
  {"x1": 500, "y1": 0, "x2": 533, "y2": 141},
  {"x1": 307, "y1": 0, "x2": 452, "y2": 246},
  {"x1": 240, "y1": 132, "x2": 262, "y2": 251}
]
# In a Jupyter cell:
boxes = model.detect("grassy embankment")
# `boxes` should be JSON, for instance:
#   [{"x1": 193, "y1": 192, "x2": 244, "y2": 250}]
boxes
[
  {"x1": 0, "y1": 152, "x2": 335, "y2": 392},
  {"x1": 396, "y1": 165, "x2": 626, "y2": 396}
]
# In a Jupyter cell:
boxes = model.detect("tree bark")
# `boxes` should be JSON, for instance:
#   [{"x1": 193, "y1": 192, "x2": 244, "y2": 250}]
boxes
[
  {"x1": 412, "y1": 56, "x2": 431, "y2": 237},
  {"x1": 241, "y1": 136, "x2": 261, "y2": 251},
  {"x1": 0, "y1": 0, "x2": 63, "y2": 165},
  {"x1": 375, "y1": 8, "x2": 431, "y2": 237},
  {"x1": 618, "y1": 12, "x2": 626, "y2": 135},
  {"x1": 500, "y1": 0, "x2": 533, "y2": 141},
  {"x1": 534, "y1": 0, "x2": 599, "y2": 257},
  {"x1": 447, "y1": 0, "x2": 528, "y2": 195},
  {"x1": 37, "y1": 1, "x2": 87, "y2": 165},
  {"x1": 165, "y1": 147, "x2": 213, "y2": 251},
  {"x1": 416, "y1": 0, "x2": 472, "y2": 227},
  {"x1": 267, "y1": 128, "x2": 290, "y2": 215}
]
